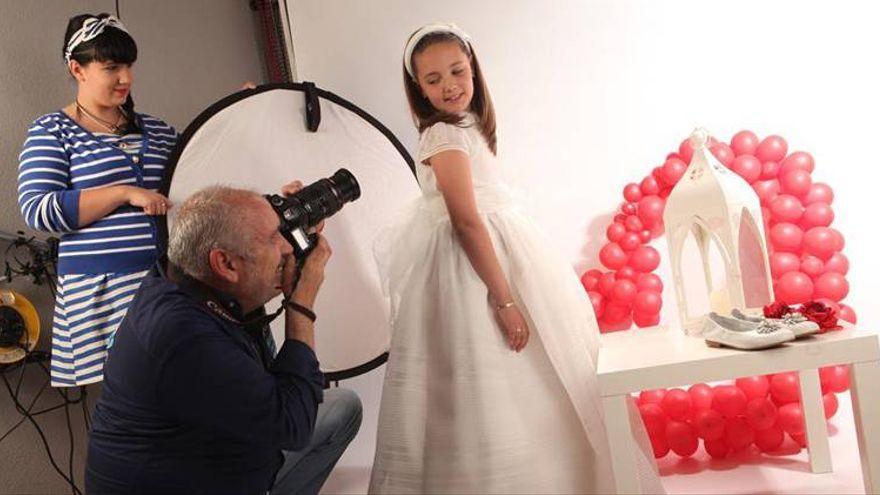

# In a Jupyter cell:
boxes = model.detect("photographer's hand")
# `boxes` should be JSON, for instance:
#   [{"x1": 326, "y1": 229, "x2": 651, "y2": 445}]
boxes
[
  {"x1": 283, "y1": 235, "x2": 332, "y2": 349},
  {"x1": 280, "y1": 180, "x2": 325, "y2": 233}
]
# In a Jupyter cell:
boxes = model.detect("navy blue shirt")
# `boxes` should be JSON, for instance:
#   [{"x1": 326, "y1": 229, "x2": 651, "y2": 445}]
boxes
[{"x1": 85, "y1": 268, "x2": 324, "y2": 494}]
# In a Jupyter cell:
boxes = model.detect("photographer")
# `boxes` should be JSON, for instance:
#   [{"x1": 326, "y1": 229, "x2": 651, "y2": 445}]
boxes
[{"x1": 84, "y1": 183, "x2": 362, "y2": 495}]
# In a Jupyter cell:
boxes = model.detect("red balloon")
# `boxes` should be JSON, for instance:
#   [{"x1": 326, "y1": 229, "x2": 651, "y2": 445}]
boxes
[
  {"x1": 666, "y1": 421, "x2": 699, "y2": 457},
  {"x1": 790, "y1": 431, "x2": 808, "y2": 448},
  {"x1": 619, "y1": 231, "x2": 641, "y2": 251},
  {"x1": 614, "y1": 213, "x2": 627, "y2": 224},
  {"x1": 616, "y1": 266, "x2": 637, "y2": 281},
  {"x1": 761, "y1": 160, "x2": 781, "y2": 180},
  {"x1": 823, "y1": 392, "x2": 839, "y2": 419},
  {"x1": 602, "y1": 302, "x2": 631, "y2": 325},
  {"x1": 634, "y1": 290, "x2": 662, "y2": 315},
  {"x1": 637, "y1": 195, "x2": 665, "y2": 225},
  {"x1": 638, "y1": 402, "x2": 668, "y2": 437},
  {"x1": 639, "y1": 389, "x2": 667, "y2": 406},
  {"x1": 661, "y1": 389, "x2": 692, "y2": 421},
  {"x1": 606, "y1": 222, "x2": 627, "y2": 242},
  {"x1": 580, "y1": 273, "x2": 599, "y2": 292},
  {"x1": 640, "y1": 176, "x2": 660, "y2": 196},
  {"x1": 612, "y1": 279, "x2": 638, "y2": 303},
  {"x1": 829, "y1": 228, "x2": 845, "y2": 251},
  {"x1": 636, "y1": 273, "x2": 664, "y2": 293},
  {"x1": 731, "y1": 130, "x2": 759, "y2": 156},
  {"x1": 587, "y1": 291, "x2": 605, "y2": 319},
  {"x1": 769, "y1": 372, "x2": 800, "y2": 405},
  {"x1": 801, "y1": 202, "x2": 834, "y2": 229},
  {"x1": 776, "y1": 271, "x2": 814, "y2": 304},
  {"x1": 623, "y1": 183, "x2": 643, "y2": 203},
  {"x1": 628, "y1": 246, "x2": 661, "y2": 272},
  {"x1": 803, "y1": 182, "x2": 834, "y2": 205},
  {"x1": 769, "y1": 252, "x2": 800, "y2": 278},
  {"x1": 735, "y1": 375, "x2": 770, "y2": 400},
  {"x1": 638, "y1": 229, "x2": 651, "y2": 243},
  {"x1": 625, "y1": 215, "x2": 644, "y2": 233},
  {"x1": 599, "y1": 242, "x2": 628, "y2": 270},
  {"x1": 704, "y1": 438, "x2": 730, "y2": 459},
  {"x1": 813, "y1": 272, "x2": 849, "y2": 301},
  {"x1": 769, "y1": 194, "x2": 804, "y2": 223},
  {"x1": 780, "y1": 151, "x2": 815, "y2": 175},
  {"x1": 621, "y1": 202, "x2": 637, "y2": 215},
  {"x1": 651, "y1": 435, "x2": 670, "y2": 459},
  {"x1": 780, "y1": 169, "x2": 812, "y2": 198},
  {"x1": 753, "y1": 179, "x2": 781, "y2": 204},
  {"x1": 803, "y1": 227, "x2": 838, "y2": 260},
  {"x1": 679, "y1": 138, "x2": 695, "y2": 163},
  {"x1": 693, "y1": 408, "x2": 725, "y2": 441},
  {"x1": 712, "y1": 385, "x2": 748, "y2": 419},
  {"x1": 661, "y1": 158, "x2": 688, "y2": 185},
  {"x1": 598, "y1": 272, "x2": 617, "y2": 296},
  {"x1": 839, "y1": 304, "x2": 857, "y2": 324},
  {"x1": 710, "y1": 143, "x2": 735, "y2": 166},
  {"x1": 756, "y1": 135, "x2": 788, "y2": 163},
  {"x1": 633, "y1": 311, "x2": 660, "y2": 328},
  {"x1": 824, "y1": 252, "x2": 849, "y2": 275},
  {"x1": 754, "y1": 425, "x2": 785, "y2": 453},
  {"x1": 800, "y1": 256, "x2": 825, "y2": 278},
  {"x1": 652, "y1": 166, "x2": 667, "y2": 187},
  {"x1": 769, "y1": 223, "x2": 803, "y2": 253},
  {"x1": 819, "y1": 365, "x2": 850, "y2": 393},
  {"x1": 725, "y1": 417, "x2": 754, "y2": 451},
  {"x1": 745, "y1": 398, "x2": 778, "y2": 430},
  {"x1": 730, "y1": 155, "x2": 762, "y2": 183},
  {"x1": 688, "y1": 383, "x2": 714, "y2": 411},
  {"x1": 777, "y1": 402, "x2": 805, "y2": 435}
]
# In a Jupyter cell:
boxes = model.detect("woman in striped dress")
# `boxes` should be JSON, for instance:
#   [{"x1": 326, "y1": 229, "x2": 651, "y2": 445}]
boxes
[{"x1": 17, "y1": 13, "x2": 176, "y2": 387}]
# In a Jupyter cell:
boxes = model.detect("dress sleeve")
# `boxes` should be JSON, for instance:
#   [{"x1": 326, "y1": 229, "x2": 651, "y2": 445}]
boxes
[
  {"x1": 418, "y1": 122, "x2": 471, "y2": 165},
  {"x1": 17, "y1": 122, "x2": 80, "y2": 233}
]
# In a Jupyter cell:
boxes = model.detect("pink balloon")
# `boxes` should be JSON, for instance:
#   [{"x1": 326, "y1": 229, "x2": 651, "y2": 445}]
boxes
[
  {"x1": 803, "y1": 182, "x2": 834, "y2": 205},
  {"x1": 616, "y1": 266, "x2": 637, "y2": 281},
  {"x1": 619, "y1": 231, "x2": 641, "y2": 251},
  {"x1": 756, "y1": 135, "x2": 788, "y2": 163},
  {"x1": 640, "y1": 176, "x2": 660, "y2": 196},
  {"x1": 824, "y1": 252, "x2": 849, "y2": 275},
  {"x1": 623, "y1": 183, "x2": 643, "y2": 203},
  {"x1": 712, "y1": 385, "x2": 747, "y2": 419},
  {"x1": 598, "y1": 272, "x2": 617, "y2": 296},
  {"x1": 754, "y1": 426, "x2": 785, "y2": 453},
  {"x1": 769, "y1": 223, "x2": 804, "y2": 253},
  {"x1": 813, "y1": 272, "x2": 849, "y2": 301},
  {"x1": 776, "y1": 271, "x2": 814, "y2": 304},
  {"x1": 661, "y1": 389, "x2": 692, "y2": 421},
  {"x1": 820, "y1": 365, "x2": 851, "y2": 394},
  {"x1": 800, "y1": 255, "x2": 825, "y2": 278},
  {"x1": 638, "y1": 403, "x2": 667, "y2": 437},
  {"x1": 730, "y1": 155, "x2": 762, "y2": 183},
  {"x1": 679, "y1": 138, "x2": 695, "y2": 163},
  {"x1": 731, "y1": 130, "x2": 759, "y2": 156},
  {"x1": 769, "y1": 372, "x2": 800, "y2": 405},
  {"x1": 588, "y1": 291, "x2": 605, "y2": 319},
  {"x1": 633, "y1": 311, "x2": 660, "y2": 328},
  {"x1": 693, "y1": 408, "x2": 725, "y2": 441},
  {"x1": 606, "y1": 222, "x2": 627, "y2": 242},
  {"x1": 824, "y1": 392, "x2": 839, "y2": 419},
  {"x1": 634, "y1": 290, "x2": 662, "y2": 315},
  {"x1": 704, "y1": 438, "x2": 730, "y2": 459},
  {"x1": 780, "y1": 169, "x2": 813, "y2": 198},
  {"x1": 628, "y1": 246, "x2": 661, "y2": 272},
  {"x1": 688, "y1": 383, "x2": 714, "y2": 411},
  {"x1": 636, "y1": 273, "x2": 664, "y2": 293},
  {"x1": 666, "y1": 421, "x2": 699, "y2": 457},
  {"x1": 769, "y1": 252, "x2": 800, "y2": 278},
  {"x1": 753, "y1": 179, "x2": 781, "y2": 204},
  {"x1": 621, "y1": 202, "x2": 637, "y2": 215},
  {"x1": 777, "y1": 403, "x2": 805, "y2": 435},
  {"x1": 780, "y1": 151, "x2": 815, "y2": 175},
  {"x1": 803, "y1": 227, "x2": 837, "y2": 260},
  {"x1": 710, "y1": 143, "x2": 735, "y2": 166},
  {"x1": 580, "y1": 273, "x2": 599, "y2": 292},
  {"x1": 725, "y1": 417, "x2": 755, "y2": 451},
  {"x1": 639, "y1": 389, "x2": 667, "y2": 406},
  {"x1": 661, "y1": 158, "x2": 688, "y2": 185},
  {"x1": 839, "y1": 304, "x2": 857, "y2": 324},
  {"x1": 801, "y1": 202, "x2": 834, "y2": 229},
  {"x1": 735, "y1": 375, "x2": 770, "y2": 400},
  {"x1": 761, "y1": 160, "x2": 781, "y2": 180},
  {"x1": 625, "y1": 215, "x2": 644, "y2": 232},
  {"x1": 769, "y1": 194, "x2": 804, "y2": 223},
  {"x1": 612, "y1": 279, "x2": 638, "y2": 303},
  {"x1": 829, "y1": 228, "x2": 845, "y2": 251},
  {"x1": 745, "y1": 398, "x2": 778, "y2": 430},
  {"x1": 599, "y1": 243, "x2": 628, "y2": 270},
  {"x1": 637, "y1": 195, "x2": 665, "y2": 225}
]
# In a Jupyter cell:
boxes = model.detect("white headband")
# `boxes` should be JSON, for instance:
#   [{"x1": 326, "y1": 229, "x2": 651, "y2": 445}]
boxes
[
  {"x1": 403, "y1": 22, "x2": 472, "y2": 78},
  {"x1": 65, "y1": 15, "x2": 129, "y2": 63}
]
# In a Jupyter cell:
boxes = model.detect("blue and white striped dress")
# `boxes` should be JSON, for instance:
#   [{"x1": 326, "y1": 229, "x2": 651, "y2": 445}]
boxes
[{"x1": 18, "y1": 111, "x2": 177, "y2": 386}]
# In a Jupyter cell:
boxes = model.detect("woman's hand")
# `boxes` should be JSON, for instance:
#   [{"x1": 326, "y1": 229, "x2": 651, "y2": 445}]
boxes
[
  {"x1": 495, "y1": 303, "x2": 530, "y2": 352},
  {"x1": 125, "y1": 187, "x2": 172, "y2": 216}
]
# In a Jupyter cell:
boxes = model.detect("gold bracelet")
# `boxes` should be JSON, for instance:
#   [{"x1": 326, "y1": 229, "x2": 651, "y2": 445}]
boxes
[{"x1": 495, "y1": 300, "x2": 516, "y2": 311}]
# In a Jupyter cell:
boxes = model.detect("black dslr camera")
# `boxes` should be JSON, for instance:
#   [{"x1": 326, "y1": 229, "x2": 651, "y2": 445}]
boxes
[{"x1": 265, "y1": 168, "x2": 361, "y2": 259}]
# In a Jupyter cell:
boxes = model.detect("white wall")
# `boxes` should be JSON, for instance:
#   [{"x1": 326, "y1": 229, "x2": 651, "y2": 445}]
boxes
[{"x1": 288, "y1": 0, "x2": 880, "y2": 471}]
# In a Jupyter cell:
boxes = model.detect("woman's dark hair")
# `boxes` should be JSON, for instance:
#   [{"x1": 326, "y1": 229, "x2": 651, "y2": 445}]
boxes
[
  {"x1": 64, "y1": 13, "x2": 139, "y2": 130},
  {"x1": 404, "y1": 32, "x2": 497, "y2": 155}
]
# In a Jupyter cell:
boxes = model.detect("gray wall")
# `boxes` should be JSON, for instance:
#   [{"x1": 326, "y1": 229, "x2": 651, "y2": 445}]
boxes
[{"x1": 0, "y1": 1, "x2": 262, "y2": 493}]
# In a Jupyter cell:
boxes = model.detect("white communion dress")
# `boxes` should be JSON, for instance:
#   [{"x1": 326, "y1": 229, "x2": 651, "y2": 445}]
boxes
[{"x1": 369, "y1": 115, "x2": 664, "y2": 494}]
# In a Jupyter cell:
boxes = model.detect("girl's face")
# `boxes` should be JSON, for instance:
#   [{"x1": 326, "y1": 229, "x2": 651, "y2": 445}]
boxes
[
  {"x1": 71, "y1": 60, "x2": 133, "y2": 108},
  {"x1": 413, "y1": 40, "x2": 473, "y2": 115}
]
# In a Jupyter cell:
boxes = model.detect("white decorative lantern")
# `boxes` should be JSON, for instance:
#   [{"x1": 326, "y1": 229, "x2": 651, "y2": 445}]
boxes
[{"x1": 663, "y1": 129, "x2": 774, "y2": 335}]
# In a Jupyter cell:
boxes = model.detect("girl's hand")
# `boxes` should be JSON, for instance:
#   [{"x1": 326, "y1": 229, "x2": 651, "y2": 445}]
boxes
[
  {"x1": 126, "y1": 187, "x2": 172, "y2": 216},
  {"x1": 494, "y1": 303, "x2": 530, "y2": 352}
]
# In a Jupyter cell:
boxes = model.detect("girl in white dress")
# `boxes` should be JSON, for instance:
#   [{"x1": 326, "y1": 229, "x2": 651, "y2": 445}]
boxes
[{"x1": 369, "y1": 23, "x2": 664, "y2": 494}]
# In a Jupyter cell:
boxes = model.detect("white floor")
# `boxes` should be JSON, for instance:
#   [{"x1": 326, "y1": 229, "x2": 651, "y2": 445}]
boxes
[{"x1": 320, "y1": 384, "x2": 866, "y2": 494}]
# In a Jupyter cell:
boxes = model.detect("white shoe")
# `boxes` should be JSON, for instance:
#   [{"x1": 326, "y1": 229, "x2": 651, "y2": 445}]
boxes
[
  {"x1": 730, "y1": 308, "x2": 820, "y2": 338},
  {"x1": 702, "y1": 312, "x2": 796, "y2": 350}
]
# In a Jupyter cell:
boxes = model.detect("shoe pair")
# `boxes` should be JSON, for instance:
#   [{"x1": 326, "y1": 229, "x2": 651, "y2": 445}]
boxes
[
  {"x1": 702, "y1": 310, "x2": 820, "y2": 350},
  {"x1": 730, "y1": 309, "x2": 820, "y2": 338}
]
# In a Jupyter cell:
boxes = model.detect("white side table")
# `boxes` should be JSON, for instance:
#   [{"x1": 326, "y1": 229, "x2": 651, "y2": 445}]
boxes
[{"x1": 597, "y1": 323, "x2": 880, "y2": 494}]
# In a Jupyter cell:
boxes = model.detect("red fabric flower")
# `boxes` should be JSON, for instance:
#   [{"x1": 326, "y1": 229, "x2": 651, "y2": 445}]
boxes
[
  {"x1": 799, "y1": 301, "x2": 839, "y2": 331},
  {"x1": 763, "y1": 301, "x2": 792, "y2": 319}
]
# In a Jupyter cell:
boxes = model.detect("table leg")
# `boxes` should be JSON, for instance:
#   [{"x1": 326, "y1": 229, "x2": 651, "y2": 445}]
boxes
[
  {"x1": 602, "y1": 394, "x2": 641, "y2": 494},
  {"x1": 850, "y1": 359, "x2": 880, "y2": 494},
  {"x1": 799, "y1": 368, "x2": 832, "y2": 473}
]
